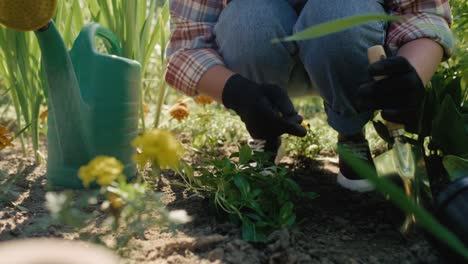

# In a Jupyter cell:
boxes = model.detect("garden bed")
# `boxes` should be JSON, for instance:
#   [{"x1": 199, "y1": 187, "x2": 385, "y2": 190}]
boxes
[{"x1": 0, "y1": 142, "x2": 443, "y2": 264}]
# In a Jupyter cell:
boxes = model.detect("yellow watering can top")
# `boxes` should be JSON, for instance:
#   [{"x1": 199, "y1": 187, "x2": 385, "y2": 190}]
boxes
[{"x1": 0, "y1": 0, "x2": 57, "y2": 31}]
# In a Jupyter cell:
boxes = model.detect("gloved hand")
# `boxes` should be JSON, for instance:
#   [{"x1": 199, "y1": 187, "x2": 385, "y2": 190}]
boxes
[
  {"x1": 222, "y1": 74, "x2": 307, "y2": 140},
  {"x1": 358, "y1": 56, "x2": 425, "y2": 131}
]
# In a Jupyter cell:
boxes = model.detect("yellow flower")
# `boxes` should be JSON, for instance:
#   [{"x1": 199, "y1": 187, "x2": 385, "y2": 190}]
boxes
[
  {"x1": 169, "y1": 104, "x2": 189, "y2": 122},
  {"x1": 78, "y1": 156, "x2": 124, "y2": 188},
  {"x1": 0, "y1": 126, "x2": 13, "y2": 150},
  {"x1": 301, "y1": 120, "x2": 309, "y2": 130},
  {"x1": 194, "y1": 95, "x2": 213, "y2": 105},
  {"x1": 131, "y1": 129, "x2": 184, "y2": 170},
  {"x1": 107, "y1": 192, "x2": 124, "y2": 210}
]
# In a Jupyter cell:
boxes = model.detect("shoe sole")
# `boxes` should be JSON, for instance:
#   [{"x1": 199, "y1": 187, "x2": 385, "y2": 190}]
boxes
[{"x1": 337, "y1": 172, "x2": 375, "y2": 193}]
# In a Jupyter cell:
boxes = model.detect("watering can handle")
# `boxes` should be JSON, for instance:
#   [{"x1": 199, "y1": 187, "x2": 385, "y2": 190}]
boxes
[{"x1": 78, "y1": 23, "x2": 123, "y2": 57}]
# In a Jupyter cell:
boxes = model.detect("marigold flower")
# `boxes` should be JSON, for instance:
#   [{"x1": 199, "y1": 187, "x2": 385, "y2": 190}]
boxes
[
  {"x1": 194, "y1": 95, "x2": 213, "y2": 105},
  {"x1": 40, "y1": 107, "x2": 48, "y2": 122},
  {"x1": 169, "y1": 104, "x2": 189, "y2": 122},
  {"x1": 131, "y1": 129, "x2": 184, "y2": 170},
  {"x1": 78, "y1": 156, "x2": 124, "y2": 188},
  {"x1": 107, "y1": 192, "x2": 124, "y2": 210},
  {"x1": 0, "y1": 126, "x2": 13, "y2": 150}
]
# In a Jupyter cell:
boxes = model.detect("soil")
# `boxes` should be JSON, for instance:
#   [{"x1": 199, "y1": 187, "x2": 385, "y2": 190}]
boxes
[{"x1": 0, "y1": 142, "x2": 444, "y2": 264}]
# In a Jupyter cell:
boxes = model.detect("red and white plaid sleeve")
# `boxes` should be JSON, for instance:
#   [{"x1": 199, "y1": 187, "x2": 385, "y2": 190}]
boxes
[
  {"x1": 165, "y1": 0, "x2": 225, "y2": 96},
  {"x1": 386, "y1": 0, "x2": 455, "y2": 59}
]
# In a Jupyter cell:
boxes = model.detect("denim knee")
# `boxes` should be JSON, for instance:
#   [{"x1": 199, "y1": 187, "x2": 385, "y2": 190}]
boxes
[
  {"x1": 294, "y1": 0, "x2": 387, "y2": 134},
  {"x1": 214, "y1": 0, "x2": 298, "y2": 88}
]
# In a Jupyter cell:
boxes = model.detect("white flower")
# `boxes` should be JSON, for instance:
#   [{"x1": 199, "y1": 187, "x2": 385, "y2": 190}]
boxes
[
  {"x1": 45, "y1": 192, "x2": 68, "y2": 215},
  {"x1": 168, "y1": 210, "x2": 192, "y2": 224}
]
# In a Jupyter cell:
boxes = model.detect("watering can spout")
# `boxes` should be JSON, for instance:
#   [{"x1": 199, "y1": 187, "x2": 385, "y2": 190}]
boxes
[{"x1": 35, "y1": 22, "x2": 90, "y2": 163}]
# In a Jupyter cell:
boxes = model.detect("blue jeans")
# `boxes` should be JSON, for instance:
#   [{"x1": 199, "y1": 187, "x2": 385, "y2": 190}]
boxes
[{"x1": 214, "y1": 0, "x2": 387, "y2": 136}]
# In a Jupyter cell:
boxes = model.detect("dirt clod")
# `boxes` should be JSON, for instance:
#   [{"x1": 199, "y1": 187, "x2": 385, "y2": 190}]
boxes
[{"x1": 207, "y1": 248, "x2": 224, "y2": 262}]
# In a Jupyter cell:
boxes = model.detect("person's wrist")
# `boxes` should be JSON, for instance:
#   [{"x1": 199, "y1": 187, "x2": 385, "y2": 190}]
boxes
[
  {"x1": 398, "y1": 38, "x2": 443, "y2": 85},
  {"x1": 196, "y1": 65, "x2": 235, "y2": 103}
]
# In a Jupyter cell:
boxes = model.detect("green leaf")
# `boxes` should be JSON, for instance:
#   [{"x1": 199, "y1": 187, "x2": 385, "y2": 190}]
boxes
[
  {"x1": 245, "y1": 213, "x2": 262, "y2": 221},
  {"x1": 339, "y1": 146, "x2": 468, "y2": 260},
  {"x1": 279, "y1": 202, "x2": 294, "y2": 224},
  {"x1": 272, "y1": 14, "x2": 400, "y2": 43},
  {"x1": 284, "y1": 178, "x2": 301, "y2": 193},
  {"x1": 233, "y1": 175, "x2": 250, "y2": 199},
  {"x1": 304, "y1": 192, "x2": 319, "y2": 200},
  {"x1": 251, "y1": 189, "x2": 262, "y2": 198},
  {"x1": 432, "y1": 96, "x2": 468, "y2": 155},
  {"x1": 242, "y1": 218, "x2": 260, "y2": 242},
  {"x1": 239, "y1": 145, "x2": 253, "y2": 165},
  {"x1": 284, "y1": 214, "x2": 296, "y2": 227},
  {"x1": 443, "y1": 155, "x2": 468, "y2": 182}
]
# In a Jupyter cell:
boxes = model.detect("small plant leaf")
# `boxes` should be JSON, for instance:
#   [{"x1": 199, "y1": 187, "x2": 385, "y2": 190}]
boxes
[
  {"x1": 233, "y1": 175, "x2": 250, "y2": 199},
  {"x1": 304, "y1": 192, "x2": 319, "y2": 200},
  {"x1": 284, "y1": 214, "x2": 296, "y2": 227},
  {"x1": 242, "y1": 218, "x2": 260, "y2": 242},
  {"x1": 239, "y1": 145, "x2": 253, "y2": 165},
  {"x1": 279, "y1": 202, "x2": 294, "y2": 224},
  {"x1": 284, "y1": 178, "x2": 301, "y2": 193}
]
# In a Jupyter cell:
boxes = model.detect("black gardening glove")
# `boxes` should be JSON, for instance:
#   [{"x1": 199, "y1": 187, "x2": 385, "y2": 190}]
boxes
[
  {"x1": 222, "y1": 74, "x2": 307, "y2": 140},
  {"x1": 358, "y1": 56, "x2": 425, "y2": 132}
]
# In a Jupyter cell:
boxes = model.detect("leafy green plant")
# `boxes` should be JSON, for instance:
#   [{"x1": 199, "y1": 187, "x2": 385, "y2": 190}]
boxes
[
  {"x1": 285, "y1": 122, "x2": 322, "y2": 160},
  {"x1": 42, "y1": 179, "x2": 183, "y2": 248},
  {"x1": 178, "y1": 145, "x2": 317, "y2": 242},
  {"x1": 0, "y1": 29, "x2": 47, "y2": 160},
  {"x1": 165, "y1": 101, "x2": 248, "y2": 150},
  {"x1": 0, "y1": 0, "x2": 86, "y2": 160},
  {"x1": 39, "y1": 127, "x2": 189, "y2": 248}
]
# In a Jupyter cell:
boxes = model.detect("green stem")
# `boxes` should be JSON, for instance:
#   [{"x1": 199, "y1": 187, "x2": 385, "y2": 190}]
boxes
[
  {"x1": 153, "y1": 81, "x2": 167, "y2": 128},
  {"x1": 139, "y1": 84, "x2": 146, "y2": 131}
]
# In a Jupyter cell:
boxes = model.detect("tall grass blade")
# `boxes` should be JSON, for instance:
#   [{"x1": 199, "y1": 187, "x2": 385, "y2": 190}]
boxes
[{"x1": 273, "y1": 14, "x2": 400, "y2": 43}]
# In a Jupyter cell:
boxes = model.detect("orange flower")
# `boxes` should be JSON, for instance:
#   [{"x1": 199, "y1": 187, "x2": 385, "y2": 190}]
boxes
[
  {"x1": 169, "y1": 104, "x2": 189, "y2": 122},
  {"x1": 40, "y1": 107, "x2": 48, "y2": 122},
  {"x1": 143, "y1": 103, "x2": 149, "y2": 117},
  {"x1": 0, "y1": 126, "x2": 13, "y2": 150},
  {"x1": 194, "y1": 95, "x2": 213, "y2": 105}
]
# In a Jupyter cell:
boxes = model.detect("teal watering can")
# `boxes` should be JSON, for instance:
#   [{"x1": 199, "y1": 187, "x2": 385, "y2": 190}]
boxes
[{"x1": 35, "y1": 22, "x2": 141, "y2": 188}]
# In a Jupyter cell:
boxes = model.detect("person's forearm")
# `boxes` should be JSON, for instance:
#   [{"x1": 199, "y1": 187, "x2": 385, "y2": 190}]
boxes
[
  {"x1": 397, "y1": 38, "x2": 443, "y2": 86},
  {"x1": 197, "y1": 65, "x2": 235, "y2": 102}
]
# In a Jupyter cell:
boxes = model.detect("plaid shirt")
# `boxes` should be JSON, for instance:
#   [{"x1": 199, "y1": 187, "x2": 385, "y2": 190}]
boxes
[{"x1": 165, "y1": 0, "x2": 454, "y2": 96}]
